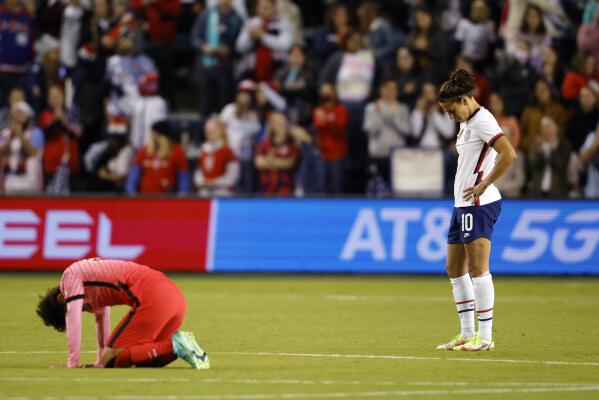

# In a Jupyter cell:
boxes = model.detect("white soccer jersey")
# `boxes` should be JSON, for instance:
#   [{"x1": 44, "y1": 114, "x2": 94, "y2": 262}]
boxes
[{"x1": 454, "y1": 107, "x2": 504, "y2": 208}]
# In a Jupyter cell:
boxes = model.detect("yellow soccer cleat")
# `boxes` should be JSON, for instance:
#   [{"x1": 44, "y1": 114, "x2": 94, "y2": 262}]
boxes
[
  {"x1": 453, "y1": 335, "x2": 494, "y2": 351},
  {"x1": 436, "y1": 334, "x2": 473, "y2": 350}
]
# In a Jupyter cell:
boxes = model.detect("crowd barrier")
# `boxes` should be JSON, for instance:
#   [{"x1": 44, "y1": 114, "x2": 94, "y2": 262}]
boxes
[{"x1": 0, "y1": 197, "x2": 598, "y2": 275}]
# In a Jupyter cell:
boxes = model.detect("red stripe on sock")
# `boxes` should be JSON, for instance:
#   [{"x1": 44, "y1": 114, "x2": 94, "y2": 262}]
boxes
[
  {"x1": 477, "y1": 307, "x2": 494, "y2": 313},
  {"x1": 455, "y1": 299, "x2": 475, "y2": 305}
]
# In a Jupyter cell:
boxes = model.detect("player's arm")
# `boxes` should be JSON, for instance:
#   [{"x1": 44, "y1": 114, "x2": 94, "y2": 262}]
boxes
[
  {"x1": 464, "y1": 135, "x2": 517, "y2": 201},
  {"x1": 64, "y1": 297, "x2": 84, "y2": 368},
  {"x1": 94, "y1": 307, "x2": 111, "y2": 367}
]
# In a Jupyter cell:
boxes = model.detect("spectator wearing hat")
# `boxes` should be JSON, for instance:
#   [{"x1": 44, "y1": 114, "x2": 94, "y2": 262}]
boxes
[
  {"x1": 219, "y1": 80, "x2": 261, "y2": 193},
  {"x1": 254, "y1": 111, "x2": 299, "y2": 195},
  {"x1": 0, "y1": 0, "x2": 36, "y2": 106},
  {"x1": 0, "y1": 101, "x2": 44, "y2": 194},
  {"x1": 38, "y1": 84, "x2": 82, "y2": 190},
  {"x1": 236, "y1": 0, "x2": 293, "y2": 82},
  {"x1": 191, "y1": 0, "x2": 242, "y2": 116},
  {"x1": 130, "y1": 72, "x2": 168, "y2": 150},
  {"x1": 194, "y1": 116, "x2": 239, "y2": 197},
  {"x1": 84, "y1": 122, "x2": 134, "y2": 192},
  {"x1": 26, "y1": 34, "x2": 62, "y2": 116},
  {"x1": 125, "y1": 120, "x2": 190, "y2": 194}
]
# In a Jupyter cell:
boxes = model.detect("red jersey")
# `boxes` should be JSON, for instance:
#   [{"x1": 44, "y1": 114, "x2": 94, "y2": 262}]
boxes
[
  {"x1": 39, "y1": 110, "x2": 80, "y2": 175},
  {"x1": 134, "y1": 144, "x2": 188, "y2": 193},
  {"x1": 60, "y1": 258, "x2": 170, "y2": 367},
  {"x1": 130, "y1": 0, "x2": 181, "y2": 44},
  {"x1": 198, "y1": 142, "x2": 236, "y2": 180},
  {"x1": 312, "y1": 103, "x2": 348, "y2": 160},
  {"x1": 256, "y1": 138, "x2": 299, "y2": 195}
]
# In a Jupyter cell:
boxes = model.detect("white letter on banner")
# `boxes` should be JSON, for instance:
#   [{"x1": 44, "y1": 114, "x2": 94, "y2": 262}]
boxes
[
  {"x1": 380, "y1": 208, "x2": 421, "y2": 261},
  {"x1": 0, "y1": 210, "x2": 39, "y2": 258},
  {"x1": 340, "y1": 208, "x2": 386, "y2": 261},
  {"x1": 502, "y1": 210, "x2": 559, "y2": 263},
  {"x1": 97, "y1": 213, "x2": 144, "y2": 259},
  {"x1": 417, "y1": 208, "x2": 451, "y2": 262},
  {"x1": 44, "y1": 211, "x2": 92, "y2": 259},
  {"x1": 552, "y1": 210, "x2": 599, "y2": 263}
]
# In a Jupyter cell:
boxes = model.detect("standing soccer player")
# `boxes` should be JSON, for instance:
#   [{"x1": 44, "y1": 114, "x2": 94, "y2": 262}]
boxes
[
  {"x1": 436, "y1": 69, "x2": 516, "y2": 351},
  {"x1": 36, "y1": 258, "x2": 210, "y2": 368}
]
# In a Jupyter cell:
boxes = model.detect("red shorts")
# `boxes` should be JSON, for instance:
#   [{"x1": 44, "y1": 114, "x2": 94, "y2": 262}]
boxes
[{"x1": 107, "y1": 278, "x2": 186, "y2": 348}]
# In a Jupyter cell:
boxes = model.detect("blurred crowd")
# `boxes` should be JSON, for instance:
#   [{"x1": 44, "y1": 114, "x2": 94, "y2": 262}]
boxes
[{"x1": 1, "y1": 0, "x2": 599, "y2": 198}]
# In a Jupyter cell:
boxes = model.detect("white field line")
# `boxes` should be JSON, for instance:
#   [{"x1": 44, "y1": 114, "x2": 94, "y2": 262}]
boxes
[
  {"x1": 16, "y1": 385, "x2": 598, "y2": 400},
  {"x1": 219, "y1": 351, "x2": 599, "y2": 367}
]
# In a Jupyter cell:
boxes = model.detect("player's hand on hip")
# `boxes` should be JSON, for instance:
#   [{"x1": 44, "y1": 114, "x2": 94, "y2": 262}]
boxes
[{"x1": 463, "y1": 182, "x2": 488, "y2": 202}]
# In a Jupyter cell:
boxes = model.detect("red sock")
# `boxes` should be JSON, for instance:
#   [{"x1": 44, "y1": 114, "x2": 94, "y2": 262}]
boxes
[{"x1": 114, "y1": 340, "x2": 175, "y2": 368}]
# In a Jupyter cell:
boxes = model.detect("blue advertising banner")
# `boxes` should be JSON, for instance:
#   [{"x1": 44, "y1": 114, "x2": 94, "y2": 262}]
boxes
[{"x1": 212, "y1": 199, "x2": 599, "y2": 274}]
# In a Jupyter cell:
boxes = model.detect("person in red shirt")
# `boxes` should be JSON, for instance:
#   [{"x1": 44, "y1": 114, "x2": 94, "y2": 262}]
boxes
[
  {"x1": 130, "y1": 0, "x2": 181, "y2": 101},
  {"x1": 312, "y1": 83, "x2": 348, "y2": 194},
  {"x1": 195, "y1": 116, "x2": 239, "y2": 197},
  {"x1": 125, "y1": 120, "x2": 191, "y2": 194},
  {"x1": 255, "y1": 111, "x2": 299, "y2": 195},
  {"x1": 36, "y1": 258, "x2": 209, "y2": 369},
  {"x1": 38, "y1": 85, "x2": 82, "y2": 188},
  {"x1": 561, "y1": 52, "x2": 599, "y2": 106}
]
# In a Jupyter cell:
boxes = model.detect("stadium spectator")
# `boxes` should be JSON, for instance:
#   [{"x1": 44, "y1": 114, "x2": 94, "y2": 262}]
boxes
[
  {"x1": 130, "y1": 0, "x2": 181, "y2": 102},
  {"x1": 410, "y1": 82, "x2": 455, "y2": 149},
  {"x1": 577, "y1": 5, "x2": 599, "y2": 66},
  {"x1": 254, "y1": 111, "x2": 299, "y2": 195},
  {"x1": 59, "y1": 0, "x2": 90, "y2": 74},
  {"x1": 493, "y1": 40, "x2": 539, "y2": 117},
  {"x1": 105, "y1": 26, "x2": 156, "y2": 119},
  {"x1": 194, "y1": 117, "x2": 239, "y2": 197},
  {"x1": 408, "y1": 6, "x2": 452, "y2": 84},
  {"x1": 566, "y1": 86, "x2": 599, "y2": 152},
  {"x1": 561, "y1": 53, "x2": 599, "y2": 105},
  {"x1": 504, "y1": 4, "x2": 555, "y2": 71},
  {"x1": 387, "y1": 46, "x2": 426, "y2": 109},
  {"x1": 538, "y1": 46, "x2": 564, "y2": 95},
  {"x1": 363, "y1": 79, "x2": 410, "y2": 185},
  {"x1": 520, "y1": 78, "x2": 567, "y2": 152},
  {"x1": 275, "y1": 45, "x2": 315, "y2": 125},
  {"x1": 220, "y1": 80, "x2": 261, "y2": 193},
  {"x1": 27, "y1": 34, "x2": 62, "y2": 116},
  {"x1": 38, "y1": 85, "x2": 82, "y2": 190},
  {"x1": 276, "y1": 0, "x2": 303, "y2": 46},
  {"x1": 0, "y1": 0, "x2": 36, "y2": 107},
  {"x1": 357, "y1": 1, "x2": 398, "y2": 68},
  {"x1": 488, "y1": 92, "x2": 521, "y2": 150},
  {"x1": 311, "y1": 3, "x2": 350, "y2": 69},
  {"x1": 191, "y1": 0, "x2": 242, "y2": 116},
  {"x1": 130, "y1": 72, "x2": 168, "y2": 150},
  {"x1": 85, "y1": 127, "x2": 134, "y2": 192},
  {"x1": 292, "y1": 124, "x2": 325, "y2": 195},
  {"x1": 320, "y1": 30, "x2": 377, "y2": 192},
  {"x1": 527, "y1": 115, "x2": 576, "y2": 198},
  {"x1": 454, "y1": 0, "x2": 495, "y2": 70},
  {"x1": 494, "y1": 128, "x2": 526, "y2": 198},
  {"x1": 235, "y1": 0, "x2": 293, "y2": 82},
  {"x1": 579, "y1": 120, "x2": 599, "y2": 198},
  {"x1": 125, "y1": 120, "x2": 190, "y2": 194},
  {"x1": 37, "y1": 0, "x2": 67, "y2": 39},
  {"x1": 0, "y1": 101, "x2": 44, "y2": 194},
  {"x1": 312, "y1": 82, "x2": 348, "y2": 194},
  {"x1": 0, "y1": 87, "x2": 27, "y2": 131}
]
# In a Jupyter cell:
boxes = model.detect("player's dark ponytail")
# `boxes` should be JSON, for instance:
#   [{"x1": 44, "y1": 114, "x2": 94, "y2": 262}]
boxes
[{"x1": 438, "y1": 69, "x2": 476, "y2": 102}]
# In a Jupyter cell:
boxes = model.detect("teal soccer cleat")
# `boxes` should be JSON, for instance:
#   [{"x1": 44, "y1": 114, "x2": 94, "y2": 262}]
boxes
[{"x1": 171, "y1": 331, "x2": 210, "y2": 369}]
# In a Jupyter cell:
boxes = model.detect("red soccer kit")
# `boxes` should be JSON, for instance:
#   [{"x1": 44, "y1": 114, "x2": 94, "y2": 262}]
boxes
[
  {"x1": 60, "y1": 258, "x2": 186, "y2": 368},
  {"x1": 312, "y1": 103, "x2": 348, "y2": 161},
  {"x1": 134, "y1": 144, "x2": 188, "y2": 193}
]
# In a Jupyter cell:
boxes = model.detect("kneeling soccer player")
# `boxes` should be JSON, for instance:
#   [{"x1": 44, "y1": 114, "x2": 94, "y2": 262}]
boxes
[{"x1": 36, "y1": 258, "x2": 210, "y2": 369}]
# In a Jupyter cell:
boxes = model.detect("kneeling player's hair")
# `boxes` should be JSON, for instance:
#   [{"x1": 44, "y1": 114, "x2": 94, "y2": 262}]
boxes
[
  {"x1": 36, "y1": 286, "x2": 66, "y2": 332},
  {"x1": 438, "y1": 69, "x2": 476, "y2": 102}
]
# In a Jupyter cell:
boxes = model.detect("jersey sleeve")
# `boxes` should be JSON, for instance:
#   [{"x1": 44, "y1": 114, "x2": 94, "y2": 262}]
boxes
[
  {"x1": 60, "y1": 270, "x2": 85, "y2": 368},
  {"x1": 475, "y1": 111, "x2": 504, "y2": 146}
]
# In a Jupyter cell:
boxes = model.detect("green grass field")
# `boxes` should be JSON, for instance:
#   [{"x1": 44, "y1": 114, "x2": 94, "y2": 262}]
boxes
[{"x1": 1, "y1": 274, "x2": 598, "y2": 399}]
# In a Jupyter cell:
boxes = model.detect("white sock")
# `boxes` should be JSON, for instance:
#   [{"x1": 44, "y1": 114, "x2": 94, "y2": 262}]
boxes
[
  {"x1": 472, "y1": 273, "x2": 494, "y2": 341},
  {"x1": 450, "y1": 274, "x2": 475, "y2": 338}
]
